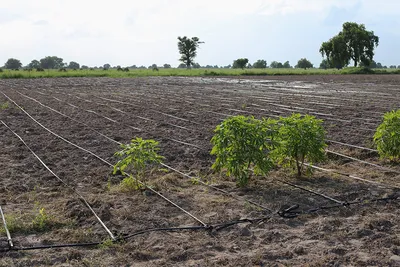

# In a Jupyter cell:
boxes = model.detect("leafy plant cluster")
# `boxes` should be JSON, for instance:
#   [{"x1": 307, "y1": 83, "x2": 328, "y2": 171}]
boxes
[
  {"x1": 374, "y1": 109, "x2": 400, "y2": 161},
  {"x1": 211, "y1": 114, "x2": 327, "y2": 186},
  {"x1": 113, "y1": 137, "x2": 164, "y2": 191}
]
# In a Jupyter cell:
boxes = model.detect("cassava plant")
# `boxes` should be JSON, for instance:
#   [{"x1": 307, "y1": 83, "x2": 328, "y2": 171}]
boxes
[
  {"x1": 211, "y1": 115, "x2": 276, "y2": 187},
  {"x1": 271, "y1": 114, "x2": 327, "y2": 176},
  {"x1": 373, "y1": 109, "x2": 400, "y2": 161},
  {"x1": 113, "y1": 138, "x2": 164, "y2": 190}
]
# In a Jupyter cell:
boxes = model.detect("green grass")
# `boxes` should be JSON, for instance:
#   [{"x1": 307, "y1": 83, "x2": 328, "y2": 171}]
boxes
[{"x1": 0, "y1": 67, "x2": 399, "y2": 79}]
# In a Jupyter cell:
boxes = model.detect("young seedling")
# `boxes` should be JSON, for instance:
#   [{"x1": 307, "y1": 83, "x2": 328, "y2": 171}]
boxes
[
  {"x1": 374, "y1": 109, "x2": 400, "y2": 161},
  {"x1": 272, "y1": 114, "x2": 327, "y2": 176},
  {"x1": 211, "y1": 115, "x2": 276, "y2": 187},
  {"x1": 113, "y1": 138, "x2": 164, "y2": 191}
]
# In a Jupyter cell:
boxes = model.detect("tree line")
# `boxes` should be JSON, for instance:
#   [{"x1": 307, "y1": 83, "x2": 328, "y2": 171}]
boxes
[{"x1": 2, "y1": 22, "x2": 397, "y2": 71}]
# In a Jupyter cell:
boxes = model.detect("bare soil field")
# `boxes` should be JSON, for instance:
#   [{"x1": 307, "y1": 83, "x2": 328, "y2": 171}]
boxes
[{"x1": 0, "y1": 75, "x2": 399, "y2": 266}]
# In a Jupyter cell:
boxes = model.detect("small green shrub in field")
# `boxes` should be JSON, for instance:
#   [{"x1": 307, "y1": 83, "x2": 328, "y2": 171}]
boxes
[
  {"x1": 113, "y1": 138, "x2": 164, "y2": 190},
  {"x1": 32, "y1": 207, "x2": 52, "y2": 232},
  {"x1": 211, "y1": 115, "x2": 276, "y2": 187},
  {"x1": 374, "y1": 109, "x2": 400, "y2": 161},
  {"x1": 1, "y1": 101, "x2": 10, "y2": 110},
  {"x1": 272, "y1": 114, "x2": 326, "y2": 176}
]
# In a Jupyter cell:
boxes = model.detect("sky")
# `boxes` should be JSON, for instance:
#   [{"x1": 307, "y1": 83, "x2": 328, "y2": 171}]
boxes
[{"x1": 1, "y1": 0, "x2": 399, "y2": 68}]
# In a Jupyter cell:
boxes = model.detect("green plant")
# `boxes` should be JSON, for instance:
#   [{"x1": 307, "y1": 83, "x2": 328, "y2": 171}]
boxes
[
  {"x1": 272, "y1": 114, "x2": 327, "y2": 176},
  {"x1": 113, "y1": 137, "x2": 164, "y2": 190},
  {"x1": 0, "y1": 101, "x2": 10, "y2": 110},
  {"x1": 32, "y1": 207, "x2": 51, "y2": 231},
  {"x1": 373, "y1": 109, "x2": 400, "y2": 161},
  {"x1": 211, "y1": 115, "x2": 276, "y2": 187}
]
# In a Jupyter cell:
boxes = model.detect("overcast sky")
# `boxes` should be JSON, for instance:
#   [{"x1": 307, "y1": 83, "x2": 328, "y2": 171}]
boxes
[{"x1": 1, "y1": 0, "x2": 399, "y2": 68}]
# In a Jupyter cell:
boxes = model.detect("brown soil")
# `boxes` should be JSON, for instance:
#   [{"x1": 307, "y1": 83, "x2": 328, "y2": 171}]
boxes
[{"x1": 0, "y1": 75, "x2": 399, "y2": 266}]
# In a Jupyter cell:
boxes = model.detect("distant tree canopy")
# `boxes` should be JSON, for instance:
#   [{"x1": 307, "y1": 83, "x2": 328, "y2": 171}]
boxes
[
  {"x1": 103, "y1": 63, "x2": 111, "y2": 70},
  {"x1": 28, "y1": 60, "x2": 41, "y2": 69},
  {"x1": 232, "y1": 58, "x2": 249, "y2": 69},
  {"x1": 270, "y1": 61, "x2": 284, "y2": 68},
  {"x1": 39, "y1": 56, "x2": 65, "y2": 69},
  {"x1": 68, "y1": 61, "x2": 80, "y2": 69},
  {"x1": 320, "y1": 22, "x2": 379, "y2": 68},
  {"x1": 4, "y1": 58, "x2": 22, "y2": 69},
  {"x1": 296, "y1": 58, "x2": 313, "y2": 69},
  {"x1": 177, "y1": 36, "x2": 204, "y2": 69},
  {"x1": 81, "y1": 65, "x2": 89, "y2": 69},
  {"x1": 163, "y1": 64, "x2": 171, "y2": 69},
  {"x1": 283, "y1": 61, "x2": 292, "y2": 68},
  {"x1": 252, "y1": 59, "x2": 267, "y2": 69}
]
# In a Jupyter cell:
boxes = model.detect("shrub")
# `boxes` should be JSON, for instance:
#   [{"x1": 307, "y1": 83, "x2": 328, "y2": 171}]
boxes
[
  {"x1": 373, "y1": 109, "x2": 400, "y2": 161},
  {"x1": 271, "y1": 114, "x2": 326, "y2": 176},
  {"x1": 113, "y1": 138, "x2": 164, "y2": 190},
  {"x1": 36, "y1": 67, "x2": 45, "y2": 72},
  {"x1": 211, "y1": 115, "x2": 276, "y2": 187}
]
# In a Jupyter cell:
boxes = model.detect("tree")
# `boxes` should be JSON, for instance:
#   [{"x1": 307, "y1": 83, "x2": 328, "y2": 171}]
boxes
[
  {"x1": 253, "y1": 59, "x2": 267, "y2": 68},
  {"x1": 177, "y1": 36, "x2": 204, "y2": 69},
  {"x1": 283, "y1": 61, "x2": 291, "y2": 68},
  {"x1": 178, "y1": 63, "x2": 186, "y2": 68},
  {"x1": 270, "y1": 61, "x2": 283, "y2": 68},
  {"x1": 192, "y1": 63, "x2": 201, "y2": 68},
  {"x1": 81, "y1": 65, "x2": 89, "y2": 69},
  {"x1": 232, "y1": 58, "x2": 249, "y2": 69},
  {"x1": 28, "y1": 60, "x2": 41, "y2": 69},
  {"x1": 68, "y1": 61, "x2": 80, "y2": 69},
  {"x1": 320, "y1": 22, "x2": 379, "y2": 67},
  {"x1": 103, "y1": 63, "x2": 111, "y2": 70},
  {"x1": 4, "y1": 58, "x2": 22, "y2": 69},
  {"x1": 319, "y1": 59, "x2": 330, "y2": 69},
  {"x1": 320, "y1": 34, "x2": 350, "y2": 69},
  {"x1": 39, "y1": 56, "x2": 64, "y2": 69},
  {"x1": 296, "y1": 58, "x2": 313, "y2": 69},
  {"x1": 389, "y1": 65, "x2": 397, "y2": 69},
  {"x1": 163, "y1": 64, "x2": 171, "y2": 69}
]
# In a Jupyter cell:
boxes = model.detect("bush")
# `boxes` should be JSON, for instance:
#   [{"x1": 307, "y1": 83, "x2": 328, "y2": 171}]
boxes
[
  {"x1": 373, "y1": 109, "x2": 400, "y2": 161},
  {"x1": 211, "y1": 116, "x2": 276, "y2": 187},
  {"x1": 113, "y1": 138, "x2": 164, "y2": 190},
  {"x1": 271, "y1": 114, "x2": 326, "y2": 176}
]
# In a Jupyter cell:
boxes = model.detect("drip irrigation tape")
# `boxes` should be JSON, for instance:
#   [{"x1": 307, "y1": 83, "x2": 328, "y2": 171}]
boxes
[
  {"x1": 326, "y1": 149, "x2": 400, "y2": 174},
  {"x1": 0, "y1": 206, "x2": 13, "y2": 248},
  {"x1": 304, "y1": 163, "x2": 400, "y2": 190},
  {"x1": 276, "y1": 179, "x2": 347, "y2": 205},
  {"x1": 1, "y1": 92, "x2": 206, "y2": 227},
  {"x1": 0, "y1": 120, "x2": 116, "y2": 241}
]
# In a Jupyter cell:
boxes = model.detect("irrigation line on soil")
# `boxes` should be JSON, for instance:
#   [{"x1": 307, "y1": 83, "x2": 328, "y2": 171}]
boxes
[
  {"x1": 23, "y1": 89, "x2": 397, "y2": 192},
  {"x1": 1, "y1": 93, "x2": 207, "y2": 227},
  {"x1": 0, "y1": 205, "x2": 13, "y2": 248},
  {"x1": 326, "y1": 149, "x2": 400, "y2": 174},
  {"x1": 0, "y1": 120, "x2": 115, "y2": 240},
  {"x1": 15, "y1": 90, "x2": 273, "y2": 213},
  {"x1": 0, "y1": 120, "x2": 116, "y2": 241},
  {"x1": 303, "y1": 163, "x2": 400, "y2": 190},
  {"x1": 326, "y1": 139, "x2": 378, "y2": 152},
  {"x1": 275, "y1": 179, "x2": 347, "y2": 205}
]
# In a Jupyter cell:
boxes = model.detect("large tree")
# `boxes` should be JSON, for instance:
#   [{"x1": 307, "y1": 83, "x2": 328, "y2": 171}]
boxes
[
  {"x1": 320, "y1": 22, "x2": 379, "y2": 67},
  {"x1": 68, "y1": 61, "x2": 80, "y2": 69},
  {"x1": 28, "y1": 60, "x2": 41, "y2": 69},
  {"x1": 177, "y1": 36, "x2": 204, "y2": 69},
  {"x1": 296, "y1": 58, "x2": 313, "y2": 69},
  {"x1": 270, "y1": 61, "x2": 284, "y2": 68},
  {"x1": 232, "y1": 58, "x2": 249, "y2": 69},
  {"x1": 4, "y1": 58, "x2": 22, "y2": 69},
  {"x1": 40, "y1": 56, "x2": 65, "y2": 69},
  {"x1": 320, "y1": 34, "x2": 350, "y2": 69},
  {"x1": 253, "y1": 59, "x2": 267, "y2": 69}
]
